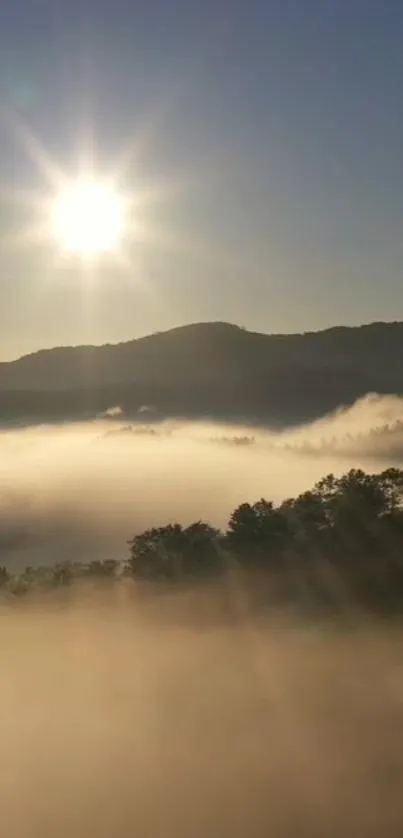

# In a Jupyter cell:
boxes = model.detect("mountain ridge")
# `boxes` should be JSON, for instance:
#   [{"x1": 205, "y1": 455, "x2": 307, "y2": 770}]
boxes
[
  {"x1": 1, "y1": 320, "x2": 403, "y2": 426},
  {"x1": 4, "y1": 318, "x2": 403, "y2": 365}
]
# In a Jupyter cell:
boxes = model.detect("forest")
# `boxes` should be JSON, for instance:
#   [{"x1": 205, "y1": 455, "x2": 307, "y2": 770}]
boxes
[{"x1": 3, "y1": 466, "x2": 403, "y2": 615}]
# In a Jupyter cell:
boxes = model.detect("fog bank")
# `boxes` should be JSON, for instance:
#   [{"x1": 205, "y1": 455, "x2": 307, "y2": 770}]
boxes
[
  {"x1": 1, "y1": 393, "x2": 403, "y2": 569},
  {"x1": 2, "y1": 590, "x2": 403, "y2": 837}
]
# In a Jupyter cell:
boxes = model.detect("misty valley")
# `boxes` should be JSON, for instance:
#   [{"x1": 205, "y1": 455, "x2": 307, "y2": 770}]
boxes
[
  {"x1": 3, "y1": 0, "x2": 403, "y2": 830},
  {"x1": 3, "y1": 329, "x2": 403, "y2": 837},
  {"x1": 2, "y1": 391, "x2": 403, "y2": 575}
]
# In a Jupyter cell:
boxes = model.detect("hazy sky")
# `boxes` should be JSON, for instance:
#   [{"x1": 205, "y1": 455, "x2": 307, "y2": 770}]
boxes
[{"x1": 0, "y1": 0, "x2": 403, "y2": 358}]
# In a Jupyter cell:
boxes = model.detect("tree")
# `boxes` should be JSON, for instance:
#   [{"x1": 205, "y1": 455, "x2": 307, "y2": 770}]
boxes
[
  {"x1": 0, "y1": 566, "x2": 9, "y2": 588},
  {"x1": 85, "y1": 559, "x2": 118, "y2": 578},
  {"x1": 51, "y1": 561, "x2": 74, "y2": 587},
  {"x1": 280, "y1": 490, "x2": 328, "y2": 537},
  {"x1": 127, "y1": 521, "x2": 222, "y2": 580},
  {"x1": 226, "y1": 499, "x2": 289, "y2": 564}
]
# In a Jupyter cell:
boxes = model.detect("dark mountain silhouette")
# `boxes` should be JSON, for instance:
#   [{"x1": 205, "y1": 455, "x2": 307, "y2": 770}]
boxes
[{"x1": 1, "y1": 320, "x2": 403, "y2": 426}]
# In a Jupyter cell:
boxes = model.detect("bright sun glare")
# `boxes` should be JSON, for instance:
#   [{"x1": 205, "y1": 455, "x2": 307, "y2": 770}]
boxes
[
  {"x1": 6, "y1": 119, "x2": 183, "y2": 271},
  {"x1": 50, "y1": 178, "x2": 126, "y2": 257}
]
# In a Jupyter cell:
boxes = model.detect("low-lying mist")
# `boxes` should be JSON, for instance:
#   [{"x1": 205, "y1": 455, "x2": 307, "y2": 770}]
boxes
[
  {"x1": 2, "y1": 392, "x2": 403, "y2": 569},
  {"x1": 2, "y1": 589, "x2": 403, "y2": 837},
  {"x1": 3, "y1": 394, "x2": 403, "y2": 836}
]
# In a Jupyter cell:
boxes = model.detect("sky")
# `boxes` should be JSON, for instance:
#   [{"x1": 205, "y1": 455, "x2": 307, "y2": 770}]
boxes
[{"x1": 0, "y1": 0, "x2": 403, "y2": 359}]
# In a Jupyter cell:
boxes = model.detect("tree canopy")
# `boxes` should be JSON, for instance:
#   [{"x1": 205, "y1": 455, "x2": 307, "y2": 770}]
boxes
[{"x1": 2, "y1": 467, "x2": 403, "y2": 614}]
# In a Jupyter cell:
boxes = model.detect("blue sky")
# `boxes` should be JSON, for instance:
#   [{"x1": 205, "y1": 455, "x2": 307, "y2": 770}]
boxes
[{"x1": 0, "y1": 0, "x2": 403, "y2": 357}]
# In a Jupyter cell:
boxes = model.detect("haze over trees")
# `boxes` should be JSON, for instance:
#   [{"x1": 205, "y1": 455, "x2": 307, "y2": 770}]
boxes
[{"x1": 2, "y1": 466, "x2": 403, "y2": 616}]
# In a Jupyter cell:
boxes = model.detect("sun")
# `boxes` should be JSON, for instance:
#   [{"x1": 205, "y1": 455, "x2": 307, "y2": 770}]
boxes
[
  {"x1": 50, "y1": 178, "x2": 126, "y2": 258},
  {"x1": 4, "y1": 119, "x2": 188, "y2": 272}
]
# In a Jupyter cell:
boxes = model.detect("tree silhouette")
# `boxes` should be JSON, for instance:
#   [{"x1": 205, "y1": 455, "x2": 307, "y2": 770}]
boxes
[
  {"x1": 0, "y1": 566, "x2": 9, "y2": 587},
  {"x1": 127, "y1": 521, "x2": 222, "y2": 580},
  {"x1": 85, "y1": 560, "x2": 118, "y2": 578},
  {"x1": 227, "y1": 499, "x2": 289, "y2": 564},
  {"x1": 3, "y1": 466, "x2": 403, "y2": 614}
]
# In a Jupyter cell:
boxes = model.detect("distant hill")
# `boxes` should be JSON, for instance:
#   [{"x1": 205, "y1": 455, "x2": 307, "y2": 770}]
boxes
[{"x1": 1, "y1": 320, "x2": 403, "y2": 426}]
